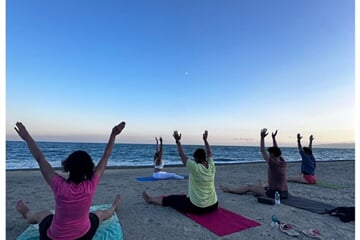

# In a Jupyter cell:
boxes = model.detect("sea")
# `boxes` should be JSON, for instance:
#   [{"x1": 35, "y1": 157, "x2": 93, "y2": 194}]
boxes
[{"x1": 6, "y1": 141, "x2": 355, "y2": 170}]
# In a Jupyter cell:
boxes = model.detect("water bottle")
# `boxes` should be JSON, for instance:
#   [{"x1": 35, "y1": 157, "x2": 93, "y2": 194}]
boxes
[
  {"x1": 271, "y1": 191, "x2": 281, "y2": 227},
  {"x1": 271, "y1": 214, "x2": 279, "y2": 227},
  {"x1": 275, "y1": 191, "x2": 280, "y2": 205}
]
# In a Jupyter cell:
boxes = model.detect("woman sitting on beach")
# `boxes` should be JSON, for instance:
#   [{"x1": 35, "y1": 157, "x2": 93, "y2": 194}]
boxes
[
  {"x1": 152, "y1": 137, "x2": 185, "y2": 180},
  {"x1": 143, "y1": 130, "x2": 218, "y2": 214},
  {"x1": 220, "y1": 128, "x2": 288, "y2": 199},
  {"x1": 14, "y1": 121, "x2": 126, "y2": 240},
  {"x1": 287, "y1": 133, "x2": 317, "y2": 184}
]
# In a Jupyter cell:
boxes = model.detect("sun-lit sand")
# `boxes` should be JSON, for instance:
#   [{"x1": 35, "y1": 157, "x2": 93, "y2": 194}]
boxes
[{"x1": 6, "y1": 160, "x2": 355, "y2": 240}]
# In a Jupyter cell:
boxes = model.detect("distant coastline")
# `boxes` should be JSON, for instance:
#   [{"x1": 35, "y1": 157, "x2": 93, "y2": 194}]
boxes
[
  {"x1": 314, "y1": 143, "x2": 355, "y2": 149},
  {"x1": 5, "y1": 140, "x2": 356, "y2": 149}
]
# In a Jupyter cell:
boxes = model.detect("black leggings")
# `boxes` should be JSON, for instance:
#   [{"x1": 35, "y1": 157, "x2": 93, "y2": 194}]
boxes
[
  {"x1": 162, "y1": 194, "x2": 218, "y2": 214},
  {"x1": 39, "y1": 213, "x2": 100, "y2": 240},
  {"x1": 265, "y1": 187, "x2": 288, "y2": 199}
]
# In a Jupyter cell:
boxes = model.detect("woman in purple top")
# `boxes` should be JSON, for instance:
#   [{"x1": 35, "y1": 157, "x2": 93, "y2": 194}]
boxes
[
  {"x1": 15, "y1": 121, "x2": 126, "y2": 240},
  {"x1": 220, "y1": 128, "x2": 288, "y2": 199},
  {"x1": 287, "y1": 133, "x2": 317, "y2": 184}
]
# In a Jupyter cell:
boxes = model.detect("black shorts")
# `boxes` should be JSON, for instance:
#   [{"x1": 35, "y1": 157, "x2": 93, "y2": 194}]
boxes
[
  {"x1": 264, "y1": 187, "x2": 288, "y2": 199},
  {"x1": 162, "y1": 194, "x2": 218, "y2": 214},
  {"x1": 39, "y1": 213, "x2": 100, "y2": 240}
]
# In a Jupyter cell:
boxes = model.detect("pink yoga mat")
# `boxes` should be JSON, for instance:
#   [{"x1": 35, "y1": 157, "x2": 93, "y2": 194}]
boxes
[{"x1": 184, "y1": 207, "x2": 261, "y2": 237}]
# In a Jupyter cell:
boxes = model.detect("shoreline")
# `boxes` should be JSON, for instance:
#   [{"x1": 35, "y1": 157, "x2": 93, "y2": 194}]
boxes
[
  {"x1": 5, "y1": 159, "x2": 355, "y2": 171},
  {"x1": 6, "y1": 160, "x2": 355, "y2": 240}
]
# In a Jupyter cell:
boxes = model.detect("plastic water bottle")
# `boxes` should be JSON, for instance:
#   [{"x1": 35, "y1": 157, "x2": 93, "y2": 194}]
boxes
[
  {"x1": 275, "y1": 191, "x2": 280, "y2": 205},
  {"x1": 271, "y1": 191, "x2": 281, "y2": 227},
  {"x1": 271, "y1": 214, "x2": 279, "y2": 227}
]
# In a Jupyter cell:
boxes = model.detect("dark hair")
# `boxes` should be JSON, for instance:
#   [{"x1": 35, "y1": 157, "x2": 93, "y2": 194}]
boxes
[
  {"x1": 303, "y1": 147, "x2": 313, "y2": 155},
  {"x1": 193, "y1": 148, "x2": 206, "y2": 163},
  {"x1": 62, "y1": 150, "x2": 95, "y2": 184},
  {"x1": 267, "y1": 147, "x2": 282, "y2": 157}
]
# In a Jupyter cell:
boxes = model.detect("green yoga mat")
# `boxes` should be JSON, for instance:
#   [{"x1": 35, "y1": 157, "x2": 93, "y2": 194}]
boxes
[
  {"x1": 16, "y1": 204, "x2": 123, "y2": 240},
  {"x1": 313, "y1": 181, "x2": 344, "y2": 189}
]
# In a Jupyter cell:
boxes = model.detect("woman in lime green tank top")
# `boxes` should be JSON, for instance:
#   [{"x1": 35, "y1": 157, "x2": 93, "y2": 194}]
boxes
[{"x1": 143, "y1": 130, "x2": 218, "y2": 214}]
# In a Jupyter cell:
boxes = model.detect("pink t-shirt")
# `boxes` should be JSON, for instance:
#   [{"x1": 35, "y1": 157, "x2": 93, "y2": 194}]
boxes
[{"x1": 47, "y1": 174, "x2": 100, "y2": 240}]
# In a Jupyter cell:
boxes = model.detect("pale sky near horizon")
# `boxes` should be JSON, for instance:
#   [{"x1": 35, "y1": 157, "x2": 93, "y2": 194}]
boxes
[{"x1": 5, "y1": 0, "x2": 355, "y2": 147}]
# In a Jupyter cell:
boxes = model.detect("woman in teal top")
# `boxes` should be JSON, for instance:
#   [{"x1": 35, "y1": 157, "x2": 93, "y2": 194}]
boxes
[{"x1": 143, "y1": 130, "x2": 218, "y2": 214}]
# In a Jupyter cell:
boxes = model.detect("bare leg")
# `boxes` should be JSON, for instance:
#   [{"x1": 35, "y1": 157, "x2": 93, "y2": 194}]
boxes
[
  {"x1": 220, "y1": 184, "x2": 266, "y2": 196},
  {"x1": 142, "y1": 191, "x2": 164, "y2": 206},
  {"x1": 16, "y1": 200, "x2": 52, "y2": 224},
  {"x1": 93, "y1": 194, "x2": 121, "y2": 225}
]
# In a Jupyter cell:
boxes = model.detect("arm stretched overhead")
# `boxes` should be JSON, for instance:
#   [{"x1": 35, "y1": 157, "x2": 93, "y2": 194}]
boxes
[
  {"x1": 173, "y1": 130, "x2": 188, "y2": 166},
  {"x1": 203, "y1": 130, "x2": 212, "y2": 158},
  {"x1": 94, "y1": 121, "x2": 126, "y2": 178},
  {"x1": 14, "y1": 122, "x2": 56, "y2": 186},
  {"x1": 309, "y1": 135, "x2": 314, "y2": 151},
  {"x1": 260, "y1": 128, "x2": 270, "y2": 162},
  {"x1": 297, "y1": 133, "x2": 303, "y2": 151},
  {"x1": 272, "y1": 130, "x2": 278, "y2": 148}
]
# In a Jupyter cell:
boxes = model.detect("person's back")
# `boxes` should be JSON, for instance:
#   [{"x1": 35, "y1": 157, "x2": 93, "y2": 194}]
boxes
[
  {"x1": 262, "y1": 131, "x2": 288, "y2": 196},
  {"x1": 187, "y1": 156, "x2": 217, "y2": 207},
  {"x1": 143, "y1": 130, "x2": 218, "y2": 214},
  {"x1": 220, "y1": 128, "x2": 288, "y2": 199},
  {"x1": 300, "y1": 148, "x2": 316, "y2": 175},
  {"x1": 287, "y1": 134, "x2": 317, "y2": 184},
  {"x1": 49, "y1": 174, "x2": 100, "y2": 239},
  {"x1": 267, "y1": 155, "x2": 288, "y2": 192},
  {"x1": 14, "y1": 121, "x2": 126, "y2": 240}
]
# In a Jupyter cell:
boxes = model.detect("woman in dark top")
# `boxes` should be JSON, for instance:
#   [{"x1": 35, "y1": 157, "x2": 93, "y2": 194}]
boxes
[
  {"x1": 287, "y1": 133, "x2": 317, "y2": 184},
  {"x1": 220, "y1": 128, "x2": 288, "y2": 199}
]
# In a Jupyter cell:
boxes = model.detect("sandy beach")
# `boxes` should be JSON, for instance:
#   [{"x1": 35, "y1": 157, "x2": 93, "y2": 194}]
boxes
[{"x1": 6, "y1": 160, "x2": 355, "y2": 240}]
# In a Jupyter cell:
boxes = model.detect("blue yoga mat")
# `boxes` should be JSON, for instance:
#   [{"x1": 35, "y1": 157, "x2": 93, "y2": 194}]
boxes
[
  {"x1": 136, "y1": 175, "x2": 188, "y2": 182},
  {"x1": 16, "y1": 204, "x2": 123, "y2": 240}
]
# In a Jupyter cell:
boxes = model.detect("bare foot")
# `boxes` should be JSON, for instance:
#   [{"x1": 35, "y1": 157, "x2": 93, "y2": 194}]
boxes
[
  {"x1": 142, "y1": 191, "x2": 152, "y2": 203},
  {"x1": 112, "y1": 194, "x2": 121, "y2": 209},
  {"x1": 16, "y1": 200, "x2": 30, "y2": 219}
]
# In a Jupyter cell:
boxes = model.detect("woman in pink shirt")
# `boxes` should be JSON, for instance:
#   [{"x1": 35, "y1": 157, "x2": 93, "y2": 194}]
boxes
[{"x1": 15, "y1": 121, "x2": 126, "y2": 240}]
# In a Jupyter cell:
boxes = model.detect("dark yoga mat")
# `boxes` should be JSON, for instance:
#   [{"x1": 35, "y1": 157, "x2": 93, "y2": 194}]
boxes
[{"x1": 281, "y1": 194, "x2": 336, "y2": 214}]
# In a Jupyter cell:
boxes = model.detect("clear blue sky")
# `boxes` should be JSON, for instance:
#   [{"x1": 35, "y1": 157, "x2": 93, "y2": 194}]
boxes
[{"x1": 5, "y1": 0, "x2": 355, "y2": 146}]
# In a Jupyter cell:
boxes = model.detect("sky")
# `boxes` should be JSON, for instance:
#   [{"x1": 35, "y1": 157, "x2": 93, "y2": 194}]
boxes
[{"x1": 4, "y1": 0, "x2": 356, "y2": 147}]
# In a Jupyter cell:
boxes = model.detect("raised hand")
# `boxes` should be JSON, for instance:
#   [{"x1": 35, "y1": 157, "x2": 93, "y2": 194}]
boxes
[
  {"x1": 159, "y1": 137, "x2": 163, "y2": 143},
  {"x1": 112, "y1": 122, "x2": 126, "y2": 136},
  {"x1": 173, "y1": 130, "x2": 182, "y2": 142},
  {"x1": 272, "y1": 130, "x2": 278, "y2": 138},
  {"x1": 261, "y1": 128, "x2": 268, "y2": 138},
  {"x1": 297, "y1": 133, "x2": 303, "y2": 141},
  {"x1": 14, "y1": 122, "x2": 31, "y2": 141},
  {"x1": 309, "y1": 135, "x2": 314, "y2": 142},
  {"x1": 203, "y1": 130, "x2": 208, "y2": 141}
]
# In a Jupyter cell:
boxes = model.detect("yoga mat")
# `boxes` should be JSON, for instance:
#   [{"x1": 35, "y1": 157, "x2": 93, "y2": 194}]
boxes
[
  {"x1": 136, "y1": 175, "x2": 188, "y2": 182},
  {"x1": 313, "y1": 181, "x2": 344, "y2": 189},
  {"x1": 281, "y1": 194, "x2": 336, "y2": 214},
  {"x1": 17, "y1": 204, "x2": 123, "y2": 240},
  {"x1": 184, "y1": 207, "x2": 261, "y2": 237}
]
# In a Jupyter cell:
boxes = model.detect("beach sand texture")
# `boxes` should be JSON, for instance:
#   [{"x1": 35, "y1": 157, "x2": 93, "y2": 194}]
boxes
[{"x1": 6, "y1": 161, "x2": 355, "y2": 240}]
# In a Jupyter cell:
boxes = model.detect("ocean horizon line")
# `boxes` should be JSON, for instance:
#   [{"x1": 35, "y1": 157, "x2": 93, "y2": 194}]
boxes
[
  {"x1": 6, "y1": 141, "x2": 355, "y2": 170},
  {"x1": 5, "y1": 140, "x2": 355, "y2": 149},
  {"x1": 6, "y1": 159, "x2": 355, "y2": 172}
]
